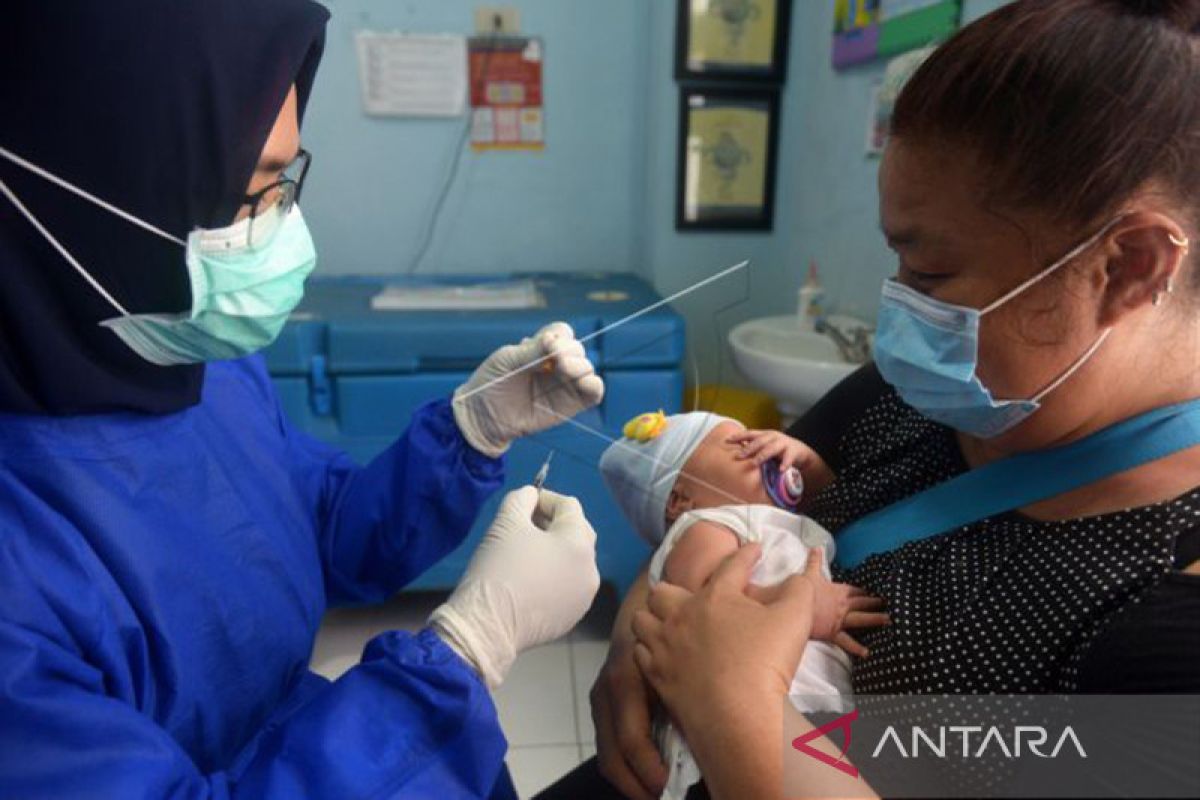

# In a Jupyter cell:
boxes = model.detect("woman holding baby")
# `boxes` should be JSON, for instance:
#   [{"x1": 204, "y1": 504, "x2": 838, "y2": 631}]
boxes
[{"x1": 542, "y1": 1, "x2": 1200, "y2": 797}]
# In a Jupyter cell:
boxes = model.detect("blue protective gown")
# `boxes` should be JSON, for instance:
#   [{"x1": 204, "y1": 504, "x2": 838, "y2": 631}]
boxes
[{"x1": 0, "y1": 356, "x2": 516, "y2": 798}]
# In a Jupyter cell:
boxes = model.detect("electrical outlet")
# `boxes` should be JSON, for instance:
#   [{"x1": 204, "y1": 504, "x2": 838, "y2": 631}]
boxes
[{"x1": 474, "y1": 6, "x2": 520, "y2": 34}]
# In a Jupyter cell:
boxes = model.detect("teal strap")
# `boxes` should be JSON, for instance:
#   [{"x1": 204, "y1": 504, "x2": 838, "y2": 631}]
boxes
[{"x1": 833, "y1": 398, "x2": 1200, "y2": 570}]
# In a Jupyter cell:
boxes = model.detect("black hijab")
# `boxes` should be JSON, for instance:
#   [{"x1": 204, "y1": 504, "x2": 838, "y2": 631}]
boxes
[{"x1": 0, "y1": 0, "x2": 328, "y2": 415}]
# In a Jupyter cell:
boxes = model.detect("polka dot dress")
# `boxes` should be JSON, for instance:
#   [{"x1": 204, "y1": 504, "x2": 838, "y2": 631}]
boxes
[{"x1": 813, "y1": 389, "x2": 1195, "y2": 695}]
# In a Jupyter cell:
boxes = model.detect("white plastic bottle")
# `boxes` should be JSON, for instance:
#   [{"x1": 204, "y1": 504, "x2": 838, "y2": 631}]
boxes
[{"x1": 797, "y1": 260, "x2": 825, "y2": 331}]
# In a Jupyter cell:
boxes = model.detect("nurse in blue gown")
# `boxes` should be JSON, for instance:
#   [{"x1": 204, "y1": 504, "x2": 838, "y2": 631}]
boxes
[{"x1": 0, "y1": 2, "x2": 605, "y2": 797}]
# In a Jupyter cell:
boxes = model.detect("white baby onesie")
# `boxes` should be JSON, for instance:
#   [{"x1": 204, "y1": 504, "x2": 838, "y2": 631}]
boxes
[{"x1": 647, "y1": 505, "x2": 854, "y2": 800}]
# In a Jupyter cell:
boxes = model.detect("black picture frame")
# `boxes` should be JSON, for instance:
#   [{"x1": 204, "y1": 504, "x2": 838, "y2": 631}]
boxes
[
  {"x1": 676, "y1": 85, "x2": 780, "y2": 232},
  {"x1": 675, "y1": 0, "x2": 792, "y2": 84}
]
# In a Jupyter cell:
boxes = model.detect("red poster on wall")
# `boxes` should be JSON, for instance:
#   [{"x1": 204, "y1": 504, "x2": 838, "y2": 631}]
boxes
[{"x1": 468, "y1": 36, "x2": 544, "y2": 151}]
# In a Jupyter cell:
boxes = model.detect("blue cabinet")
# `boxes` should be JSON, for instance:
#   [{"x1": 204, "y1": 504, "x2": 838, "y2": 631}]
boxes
[{"x1": 263, "y1": 274, "x2": 685, "y2": 595}]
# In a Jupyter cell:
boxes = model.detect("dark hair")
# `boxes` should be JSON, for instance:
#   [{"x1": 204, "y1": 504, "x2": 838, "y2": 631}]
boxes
[{"x1": 891, "y1": 0, "x2": 1200, "y2": 231}]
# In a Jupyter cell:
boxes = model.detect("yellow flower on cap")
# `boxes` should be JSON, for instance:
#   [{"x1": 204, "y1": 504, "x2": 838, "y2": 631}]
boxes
[{"x1": 623, "y1": 410, "x2": 668, "y2": 442}]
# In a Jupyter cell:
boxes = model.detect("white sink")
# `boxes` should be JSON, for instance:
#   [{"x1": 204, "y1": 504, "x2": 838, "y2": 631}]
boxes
[{"x1": 729, "y1": 315, "x2": 868, "y2": 419}]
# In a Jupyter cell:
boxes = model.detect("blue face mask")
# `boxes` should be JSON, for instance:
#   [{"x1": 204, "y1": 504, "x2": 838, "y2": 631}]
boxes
[{"x1": 874, "y1": 218, "x2": 1124, "y2": 439}]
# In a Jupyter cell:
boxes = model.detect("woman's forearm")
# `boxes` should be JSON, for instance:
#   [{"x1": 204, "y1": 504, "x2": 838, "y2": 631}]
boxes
[
  {"x1": 687, "y1": 695, "x2": 878, "y2": 800},
  {"x1": 305, "y1": 398, "x2": 504, "y2": 605},
  {"x1": 684, "y1": 690, "x2": 785, "y2": 800}
]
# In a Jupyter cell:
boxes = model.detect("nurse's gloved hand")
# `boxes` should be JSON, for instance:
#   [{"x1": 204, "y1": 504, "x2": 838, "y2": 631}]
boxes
[
  {"x1": 428, "y1": 486, "x2": 601, "y2": 689},
  {"x1": 452, "y1": 322, "x2": 605, "y2": 458}
]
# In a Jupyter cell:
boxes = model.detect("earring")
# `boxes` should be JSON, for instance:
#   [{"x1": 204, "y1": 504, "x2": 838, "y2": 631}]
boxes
[
  {"x1": 1153, "y1": 234, "x2": 1188, "y2": 307},
  {"x1": 1153, "y1": 278, "x2": 1175, "y2": 307}
]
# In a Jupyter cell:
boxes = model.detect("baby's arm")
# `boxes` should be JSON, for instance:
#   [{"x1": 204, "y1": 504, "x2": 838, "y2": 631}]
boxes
[
  {"x1": 665, "y1": 528, "x2": 891, "y2": 657},
  {"x1": 661, "y1": 520, "x2": 742, "y2": 592}
]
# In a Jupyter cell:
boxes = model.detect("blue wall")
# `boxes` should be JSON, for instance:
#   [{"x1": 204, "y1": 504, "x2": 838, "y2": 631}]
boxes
[
  {"x1": 303, "y1": 0, "x2": 651, "y2": 275},
  {"x1": 302, "y1": 0, "x2": 1007, "y2": 383}
]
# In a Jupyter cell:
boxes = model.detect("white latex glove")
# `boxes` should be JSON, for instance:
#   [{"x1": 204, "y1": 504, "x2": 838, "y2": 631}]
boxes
[
  {"x1": 452, "y1": 322, "x2": 605, "y2": 458},
  {"x1": 429, "y1": 486, "x2": 601, "y2": 689}
]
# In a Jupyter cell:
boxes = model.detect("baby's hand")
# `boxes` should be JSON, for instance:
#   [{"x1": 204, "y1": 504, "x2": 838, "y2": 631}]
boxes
[
  {"x1": 727, "y1": 429, "x2": 834, "y2": 494},
  {"x1": 728, "y1": 429, "x2": 809, "y2": 469},
  {"x1": 749, "y1": 549, "x2": 890, "y2": 658}
]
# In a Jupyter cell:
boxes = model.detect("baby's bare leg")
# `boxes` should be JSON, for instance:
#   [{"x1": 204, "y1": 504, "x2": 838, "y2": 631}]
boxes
[{"x1": 660, "y1": 520, "x2": 742, "y2": 592}]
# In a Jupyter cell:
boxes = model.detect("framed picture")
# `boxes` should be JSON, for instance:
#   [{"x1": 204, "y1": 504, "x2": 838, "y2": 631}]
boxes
[
  {"x1": 832, "y1": 0, "x2": 959, "y2": 69},
  {"x1": 675, "y1": 0, "x2": 792, "y2": 83},
  {"x1": 676, "y1": 86, "x2": 780, "y2": 231}
]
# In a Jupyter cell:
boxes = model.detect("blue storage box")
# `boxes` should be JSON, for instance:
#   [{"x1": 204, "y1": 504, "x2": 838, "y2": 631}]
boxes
[{"x1": 262, "y1": 273, "x2": 685, "y2": 595}]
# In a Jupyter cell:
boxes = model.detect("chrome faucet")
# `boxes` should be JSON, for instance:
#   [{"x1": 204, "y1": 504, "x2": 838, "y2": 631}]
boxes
[{"x1": 814, "y1": 317, "x2": 872, "y2": 364}]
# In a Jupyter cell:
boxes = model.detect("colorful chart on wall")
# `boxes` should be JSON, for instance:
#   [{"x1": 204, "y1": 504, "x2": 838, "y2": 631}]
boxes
[
  {"x1": 832, "y1": 0, "x2": 959, "y2": 69},
  {"x1": 468, "y1": 36, "x2": 545, "y2": 150}
]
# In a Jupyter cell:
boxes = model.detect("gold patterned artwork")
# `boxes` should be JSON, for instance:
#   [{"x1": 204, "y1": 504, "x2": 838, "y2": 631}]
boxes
[
  {"x1": 686, "y1": 0, "x2": 778, "y2": 69},
  {"x1": 684, "y1": 103, "x2": 770, "y2": 213}
]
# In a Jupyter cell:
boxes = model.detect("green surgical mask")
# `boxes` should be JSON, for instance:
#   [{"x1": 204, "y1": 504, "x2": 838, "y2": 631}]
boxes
[
  {"x1": 101, "y1": 204, "x2": 316, "y2": 365},
  {"x1": 0, "y1": 145, "x2": 317, "y2": 367}
]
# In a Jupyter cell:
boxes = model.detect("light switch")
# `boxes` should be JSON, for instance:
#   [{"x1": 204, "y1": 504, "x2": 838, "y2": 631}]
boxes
[{"x1": 474, "y1": 6, "x2": 520, "y2": 34}]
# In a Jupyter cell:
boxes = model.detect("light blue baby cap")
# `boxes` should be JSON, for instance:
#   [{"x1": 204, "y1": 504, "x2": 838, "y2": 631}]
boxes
[{"x1": 599, "y1": 410, "x2": 737, "y2": 545}]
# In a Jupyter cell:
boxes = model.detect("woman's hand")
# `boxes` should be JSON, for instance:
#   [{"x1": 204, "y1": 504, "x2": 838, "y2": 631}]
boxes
[
  {"x1": 727, "y1": 429, "x2": 835, "y2": 494},
  {"x1": 631, "y1": 543, "x2": 813, "y2": 735},
  {"x1": 452, "y1": 322, "x2": 605, "y2": 458},
  {"x1": 631, "y1": 545, "x2": 816, "y2": 800},
  {"x1": 590, "y1": 569, "x2": 669, "y2": 800}
]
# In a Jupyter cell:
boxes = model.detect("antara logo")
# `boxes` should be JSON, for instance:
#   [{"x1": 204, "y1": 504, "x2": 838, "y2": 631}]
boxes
[{"x1": 792, "y1": 709, "x2": 861, "y2": 779}]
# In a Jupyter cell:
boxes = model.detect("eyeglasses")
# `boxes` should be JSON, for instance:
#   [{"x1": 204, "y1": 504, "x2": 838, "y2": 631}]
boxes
[{"x1": 240, "y1": 148, "x2": 311, "y2": 247}]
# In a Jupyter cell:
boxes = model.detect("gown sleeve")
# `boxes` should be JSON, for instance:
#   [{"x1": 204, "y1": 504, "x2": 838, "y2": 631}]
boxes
[
  {"x1": 281, "y1": 394, "x2": 506, "y2": 606},
  {"x1": 0, "y1": 612, "x2": 509, "y2": 799}
]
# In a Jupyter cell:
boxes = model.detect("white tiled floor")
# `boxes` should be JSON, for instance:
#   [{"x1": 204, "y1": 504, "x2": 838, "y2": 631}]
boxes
[
  {"x1": 492, "y1": 642, "x2": 577, "y2": 747},
  {"x1": 309, "y1": 586, "x2": 619, "y2": 798}
]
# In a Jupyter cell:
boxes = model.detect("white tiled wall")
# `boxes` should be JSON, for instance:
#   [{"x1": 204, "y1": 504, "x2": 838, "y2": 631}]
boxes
[{"x1": 310, "y1": 588, "x2": 619, "y2": 798}]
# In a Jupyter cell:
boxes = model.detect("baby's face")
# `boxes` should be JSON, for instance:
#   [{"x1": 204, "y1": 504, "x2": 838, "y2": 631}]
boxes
[{"x1": 672, "y1": 421, "x2": 772, "y2": 510}]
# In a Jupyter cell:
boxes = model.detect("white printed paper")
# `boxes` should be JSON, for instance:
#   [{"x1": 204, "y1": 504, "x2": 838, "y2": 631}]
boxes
[{"x1": 355, "y1": 32, "x2": 467, "y2": 118}]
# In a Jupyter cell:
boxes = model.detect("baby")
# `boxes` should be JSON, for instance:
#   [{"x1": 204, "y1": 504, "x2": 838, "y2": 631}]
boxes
[{"x1": 600, "y1": 410, "x2": 878, "y2": 800}]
